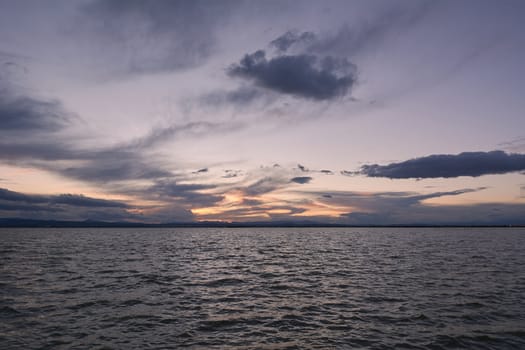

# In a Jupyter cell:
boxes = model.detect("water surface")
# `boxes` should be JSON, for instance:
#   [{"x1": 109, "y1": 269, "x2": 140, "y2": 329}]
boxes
[{"x1": 1, "y1": 227, "x2": 524, "y2": 349}]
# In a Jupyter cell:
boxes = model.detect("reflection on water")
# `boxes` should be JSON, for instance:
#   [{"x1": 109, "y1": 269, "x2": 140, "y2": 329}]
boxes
[{"x1": 1, "y1": 227, "x2": 524, "y2": 349}]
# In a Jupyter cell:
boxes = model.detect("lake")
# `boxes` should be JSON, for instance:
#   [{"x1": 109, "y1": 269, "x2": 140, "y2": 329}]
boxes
[{"x1": 1, "y1": 227, "x2": 524, "y2": 349}]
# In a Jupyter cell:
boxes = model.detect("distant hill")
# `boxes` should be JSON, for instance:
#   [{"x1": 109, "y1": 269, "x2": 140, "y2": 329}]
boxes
[{"x1": 0, "y1": 218, "x2": 522, "y2": 228}]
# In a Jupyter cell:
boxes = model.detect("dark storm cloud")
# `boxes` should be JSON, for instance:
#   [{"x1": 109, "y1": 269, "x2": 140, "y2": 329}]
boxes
[
  {"x1": 228, "y1": 50, "x2": 356, "y2": 100},
  {"x1": 291, "y1": 176, "x2": 312, "y2": 184},
  {"x1": 80, "y1": 0, "x2": 239, "y2": 76},
  {"x1": 355, "y1": 151, "x2": 525, "y2": 179}
]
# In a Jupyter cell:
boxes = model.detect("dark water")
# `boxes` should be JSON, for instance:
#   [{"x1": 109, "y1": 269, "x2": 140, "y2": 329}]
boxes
[{"x1": 1, "y1": 228, "x2": 525, "y2": 349}]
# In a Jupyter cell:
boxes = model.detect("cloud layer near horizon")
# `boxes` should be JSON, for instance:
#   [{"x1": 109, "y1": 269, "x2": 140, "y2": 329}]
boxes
[{"x1": 350, "y1": 151, "x2": 525, "y2": 179}]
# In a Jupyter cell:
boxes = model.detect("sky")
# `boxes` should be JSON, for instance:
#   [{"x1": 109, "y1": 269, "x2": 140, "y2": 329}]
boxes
[{"x1": 1, "y1": 0, "x2": 525, "y2": 225}]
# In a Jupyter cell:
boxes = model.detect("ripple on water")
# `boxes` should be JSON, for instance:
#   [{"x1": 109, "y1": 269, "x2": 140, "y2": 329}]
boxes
[{"x1": 1, "y1": 227, "x2": 525, "y2": 349}]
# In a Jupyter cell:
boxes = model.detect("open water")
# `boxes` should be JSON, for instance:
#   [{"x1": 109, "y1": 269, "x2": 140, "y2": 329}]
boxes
[{"x1": 1, "y1": 227, "x2": 524, "y2": 349}]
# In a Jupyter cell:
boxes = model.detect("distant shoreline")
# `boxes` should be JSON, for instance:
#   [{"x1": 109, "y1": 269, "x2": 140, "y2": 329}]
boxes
[{"x1": 0, "y1": 218, "x2": 523, "y2": 228}]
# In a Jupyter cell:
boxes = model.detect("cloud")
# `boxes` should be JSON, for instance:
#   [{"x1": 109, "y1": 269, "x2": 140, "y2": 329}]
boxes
[
  {"x1": 498, "y1": 137, "x2": 525, "y2": 153},
  {"x1": 192, "y1": 200, "x2": 307, "y2": 222},
  {"x1": 0, "y1": 83, "x2": 218, "y2": 220},
  {"x1": 270, "y1": 30, "x2": 316, "y2": 53},
  {"x1": 223, "y1": 169, "x2": 243, "y2": 178},
  {"x1": 228, "y1": 50, "x2": 357, "y2": 100},
  {"x1": 0, "y1": 74, "x2": 241, "y2": 184},
  {"x1": 242, "y1": 177, "x2": 289, "y2": 196},
  {"x1": 0, "y1": 73, "x2": 252, "y2": 224},
  {"x1": 79, "y1": 0, "x2": 239, "y2": 77},
  {"x1": 44, "y1": 120, "x2": 239, "y2": 183},
  {"x1": 317, "y1": 188, "x2": 485, "y2": 213},
  {"x1": 224, "y1": 7, "x2": 432, "y2": 106},
  {"x1": 0, "y1": 201, "x2": 63, "y2": 213},
  {"x1": 291, "y1": 176, "x2": 312, "y2": 184},
  {"x1": 192, "y1": 168, "x2": 208, "y2": 174},
  {"x1": 0, "y1": 180, "x2": 211, "y2": 222},
  {"x1": 0, "y1": 188, "x2": 44, "y2": 203},
  {"x1": 320, "y1": 169, "x2": 334, "y2": 175},
  {"x1": 52, "y1": 194, "x2": 128, "y2": 208},
  {"x1": 147, "y1": 180, "x2": 224, "y2": 208},
  {"x1": 0, "y1": 186, "x2": 199, "y2": 223},
  {"x1": 0, "y1": 94, "x2": 70, "y2": 133},
  {"x1": 242, "y1": 198, "x2": 264, "y2": 206},
  {"x1": 1, "y1": 136, "x2": 172, "y2": 183},
  {"x1": 0, "y1": 187, "x2": 137, "y2": 221},
  {"x1": 297, "y1": 164, "x2": 308, "y2": 172},
  {"x1": 143, "y1": 204, "x2": 195, "y2": 223},
  {"x1": 354, "y1": 151, "x2": 525, "y2": 179},
  {"x1": 124, "y1": 121, "x2": 244, "y2": 150},
  {"x1": 222, "y1": 3, "x2": 431, "y2": 104},
  {"x1": 0, "y1": 188, "x2": 128, "y2": 208},
  {"x1": 0, "y1": 74, "x2": 73, "y2": 158},
  {"x1": 312, "y1": 187, "x2": 524, "y2": 225},
  {"x1": 307, "y1": 4, "x2": 432, "y2": 58},
  {"x1": 0, "y1": 79, "x2": 94, "y2": 167},
  {"x1": 341, "y1": 203, "x2": 525, "y2": 226},
  {"x1": 53, "y1": 148, "x2": 172, "y2": 183},
  {"x1": 200, "y1": 87, "x2": 267, "y2": 107},
  {"x1": 0, "y1": 74, "x2": 72, "y2": 142}
]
